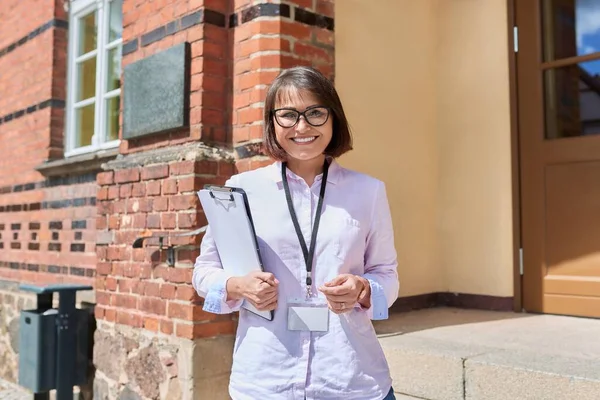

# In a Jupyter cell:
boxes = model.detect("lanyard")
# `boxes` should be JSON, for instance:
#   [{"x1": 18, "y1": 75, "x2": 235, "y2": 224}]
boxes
[{"x1": 281, "y1": 160, "x2": 330, "y2": 299}]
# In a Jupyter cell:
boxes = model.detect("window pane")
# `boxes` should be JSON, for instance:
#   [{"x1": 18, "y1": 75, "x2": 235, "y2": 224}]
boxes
[
  {"x1": 106, "y1": 96, "x2": 120, "y2": 141},
  {"x1": 106, "y1": 47, "x2": 122, "y2": 92},
  {"x1": 544, "y1": 59, "x2": 600, "y2": 139},
  {"x1": 76, "y1": 57, "x2": 96, "y2": 101},
  {"x1": 78, "y1": 11, "x2": 97, "y2": 56},
  {"x1": 108, "y1": 0, "x2": 123, "y2": 43},
  {"x1": 542, "y1": 0, "x2": 600, "y2": 61},
  {"x1": 75, "y1": 103, "x2": 95, "y2": 148}
]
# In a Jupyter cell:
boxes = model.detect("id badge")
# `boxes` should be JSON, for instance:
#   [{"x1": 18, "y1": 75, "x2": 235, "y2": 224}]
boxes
[{"x1": 287, "y1": 297, "x2": 329, "y2": 332}]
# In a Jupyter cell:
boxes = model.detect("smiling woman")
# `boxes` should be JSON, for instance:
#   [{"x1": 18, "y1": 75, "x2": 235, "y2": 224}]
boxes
[{"x1": 193, "y1": 66, "x2": 399, "y2": 400}]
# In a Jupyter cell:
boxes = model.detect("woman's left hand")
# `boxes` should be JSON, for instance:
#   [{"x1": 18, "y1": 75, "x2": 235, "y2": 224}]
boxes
[{"x1": 318, "y1": 274, "x2": 371, "y2": 314}]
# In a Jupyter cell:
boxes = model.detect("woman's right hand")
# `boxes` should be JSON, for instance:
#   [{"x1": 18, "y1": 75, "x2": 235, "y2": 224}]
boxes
[{"x1": 226, "y1": 271, "x2": 279, "y2": 311}]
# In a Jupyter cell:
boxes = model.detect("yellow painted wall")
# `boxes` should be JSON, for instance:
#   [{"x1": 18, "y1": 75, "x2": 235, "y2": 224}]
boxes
[
  {"x1": 335, "y1": 0, "x2": 514, "y2": 298},
  {"x1": 335, "y1": 0, "x2": 442, "y2": 296}
]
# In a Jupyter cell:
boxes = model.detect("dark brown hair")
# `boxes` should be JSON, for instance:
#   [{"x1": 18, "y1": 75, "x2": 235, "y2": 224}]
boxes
[{"x1": 263, "y1": 66, "x2": 353, "y2": 161}]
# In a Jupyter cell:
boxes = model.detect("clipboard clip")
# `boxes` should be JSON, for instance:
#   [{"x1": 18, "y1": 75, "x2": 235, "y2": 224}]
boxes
[{"x1": 207, "y1": 186, "x2": 235, "y2": 202}]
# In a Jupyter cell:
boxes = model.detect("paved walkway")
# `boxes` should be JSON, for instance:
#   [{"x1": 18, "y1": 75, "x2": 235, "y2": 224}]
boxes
[{"x1": 0, "y1": 379, "x2": 29, "y2": 400}]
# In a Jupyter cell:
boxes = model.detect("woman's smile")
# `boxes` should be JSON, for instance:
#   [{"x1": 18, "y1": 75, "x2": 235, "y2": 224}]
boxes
[{"x1": 290, "y1": 135, "x2": 319, "y2": 144}]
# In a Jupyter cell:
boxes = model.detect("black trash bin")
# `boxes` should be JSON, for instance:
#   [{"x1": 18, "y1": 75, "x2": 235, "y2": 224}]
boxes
[{"x1": 18, "y1": 284, "x2": 92, "y2": 400}]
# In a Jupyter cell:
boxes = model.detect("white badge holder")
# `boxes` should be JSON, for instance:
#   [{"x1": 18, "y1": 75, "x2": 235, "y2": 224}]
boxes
[{"x1": 287, "y1": 297, "x2": 329, "y2": 332}]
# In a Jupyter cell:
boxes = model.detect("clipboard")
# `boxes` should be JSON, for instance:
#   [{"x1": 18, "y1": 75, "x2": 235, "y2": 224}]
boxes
[{"x1": 197, "y1": 184, "x2": 274, "y2": 321}]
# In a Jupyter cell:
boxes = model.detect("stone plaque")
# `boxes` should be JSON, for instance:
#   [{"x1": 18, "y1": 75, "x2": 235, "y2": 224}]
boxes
[{"x1": 123, "y1": 42, "x2": 190, "y2": 139}]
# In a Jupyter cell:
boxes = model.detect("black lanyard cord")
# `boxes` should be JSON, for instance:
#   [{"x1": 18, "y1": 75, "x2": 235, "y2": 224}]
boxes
[{"x1": 281, "y1": 160, "x2": 330, "y2": 291}]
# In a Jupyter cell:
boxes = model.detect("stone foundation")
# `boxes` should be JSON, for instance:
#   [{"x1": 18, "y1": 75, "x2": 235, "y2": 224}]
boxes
[
  {"x1": 93, "y1": 321, "x2": 234, "y2": 400},
  {"x1": 0, "y1": 280, "x2": 36, "y2": 383}
]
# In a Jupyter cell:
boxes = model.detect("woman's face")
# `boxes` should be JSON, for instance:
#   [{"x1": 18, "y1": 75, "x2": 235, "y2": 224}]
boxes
[{"x1": 272, "y1": 88, "x2": 333, "y2": 163}]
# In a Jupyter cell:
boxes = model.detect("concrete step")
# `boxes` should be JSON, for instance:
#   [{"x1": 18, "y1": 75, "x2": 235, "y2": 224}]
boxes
[{"x1": 376, "y1": 308, "x2": 600, "y2": 400}]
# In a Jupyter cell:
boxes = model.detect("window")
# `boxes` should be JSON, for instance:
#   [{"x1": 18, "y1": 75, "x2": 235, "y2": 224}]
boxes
[{"x1": 66, "y1": 0, "x2": 122, "y2": 156}]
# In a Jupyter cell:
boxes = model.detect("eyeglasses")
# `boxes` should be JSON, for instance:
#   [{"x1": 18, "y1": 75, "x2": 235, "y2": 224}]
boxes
[{"x1": 272, "y1": 106, "x2": 330, "y2": 128}]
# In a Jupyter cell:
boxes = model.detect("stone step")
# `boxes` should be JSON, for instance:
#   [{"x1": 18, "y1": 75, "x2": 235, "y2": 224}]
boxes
[{"x1": 376, "y1": 308, "x2": 600, "y2": 400}]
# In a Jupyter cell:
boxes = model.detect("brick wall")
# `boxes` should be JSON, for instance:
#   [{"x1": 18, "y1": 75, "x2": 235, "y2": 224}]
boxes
[
  {"x1": 0, "y1": 0, "x2": 100, "y2": 386},
  {"x1": 0, "y1": 0, "x2": 335, "y2": 397}
]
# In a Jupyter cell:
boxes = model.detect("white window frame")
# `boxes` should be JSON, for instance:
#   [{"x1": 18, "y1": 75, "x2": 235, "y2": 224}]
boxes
[{"x1": 65, "y1": 0, "x2": 122, "y2": 157}]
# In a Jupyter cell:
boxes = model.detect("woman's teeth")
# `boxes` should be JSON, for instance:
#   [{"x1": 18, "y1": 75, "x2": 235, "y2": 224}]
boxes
[{"x1": 292, "y1": 136, "x2": 316, "y2": 143}]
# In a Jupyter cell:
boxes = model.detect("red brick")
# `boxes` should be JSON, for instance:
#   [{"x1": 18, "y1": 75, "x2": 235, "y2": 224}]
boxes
[
  {"x1": 97, "y1": 262, "x2": 112, "y2": 276},
  {"x1": 169, "y1": 194, "x2": 199, "y2": 211},
  {"x1": 289, "y1": 0, "x2": 313, "y2": 9},
  {"x1": 144, "y1": 316, "x2": 160, "y2": 332},
  {"x1": 177, "y1": 249, "x2": 199, "y2": 264},
  {"x1": 133, "y1": 214, "x2": 146, "y2": 229},
  {"x1": 177, "y1": 176, "x2": 196, "y2": 193},
  {"x1": 177, "y1": 212, "x2": 198, "y2": 229},
  {"x1": 118, "y1": 279, "x2": 135, "y2": 293},
  {"x1": 154, "y1": 197, "x2": 169, "y2": 211},
  {"x1": 123, "y1": 263, "x2": 141, "y2": 278},
  {"x1": 294, "y1": 42, "x2": 333, "y2": 64},
  {"x1": 95, "y1": 306, "x2": 105, "y2": 320},
  {"x1": 98, "y1": 187, "x2": 109, "y2": 200},
  {"x1": 119, "y1": 184, "x2": 132, "y2": 198},
  {"x1": 170, "y1": 161, "x2": 195, "y2": 176},
  {"x1": 147, "y1": 214, "x2": 160, "y2": 229},
  {"x1": 107, "y1": 246, "x2": 127, "y2": 261},
  {"x1": 141, "y1": 164, "x2": 169, "y2": 180},
  {"x1": 176, "y1": 321, "x2": 235, "y2": 339},
  {"x1": 168, "y1": 268, "x2": 193, "y2": 284},
  {"x1": 96, "y1": 277, "x2": 106, "y2": 290},
  {"x1": 127, "y1": 198, "x2": 153, "y2": 213},
  {"x1": 139, "y1": 297, "x2": 167, "y2": 315},
  {"x1": 132, "y1": 182, "x2": 146, "y2": 197},
  {"x1": 97, "y1": 216, "x2": 108, "y2": 230},
  {"x1": 167, "y1": 302, "x2": 194, "y2": 320},
  {"x1": 160, "y1": 283, "x2": 177, "y2": 299},
  {"x1": 316, "y1": 0, "x2": 334, "y2": 18},
  {"x1": 238, "y1": 106, "x2": 264, "y2": 124},
  {"x1": 97, "y1": 171, "x2": 114, "y2": 186},
  {"x1": 113, "y1": 293, "x2": 137, "y2": 309},
  {"x1": 176, "y1": 285, "x2": 201, "y2": 302},
  {"x1": 117, "y1": 311, "x2": 143, "y2": 328},
  {"x1": 109, "y1": 215, "x2": 120, "y2": 230},
  {"x1": 108, "y1": 186, "x2": 120, "y2": 200},
  {"x1": 161, "y1": 213, "x2": 177, "y2": 229},
  {"x1": 146, "y1": 181, "x2": 161, "y2": 196},
  {"x1": 113, "y1": 200, "x2": 126, "y2": 214},
  {"x1": 112, "y1": 263, "x2": 124, "y2": 276},
  {"x1": 104, "y1": 276, "x2": 117, "y2": 292},
  {"x1": 105, "y1": 308, "x2": 116, "y2": 322},
  {"x1": 132, "y1": 281, "x2": 146, "y2": 295},
  {"x1": 194, "y1": 160, "x2": 218, "y2": 175},
  {"x1": 163, "y1": 179, "x2": 178, "y2": 195},
  {"x1": 153, "y1": 266, "x2": 170, "y2": 280},
  {"x1": 96, "y1": 291, "x2": 110, "y2": 305},
  {"x1": 133, "y1": 248, "x2": 147, "y2": 262},
  {"x1": 115, "y1": 168, "x2": 141, "y2": 183},
  {"x1": 314, "y1": 27, "x2": 334, "y2": 47},
  {"x1": 145, "y1": 282, "x2": 161, "y2": 297},
  {"x1": 160, "y1": 319, "x2": 174, "y2": 335}
]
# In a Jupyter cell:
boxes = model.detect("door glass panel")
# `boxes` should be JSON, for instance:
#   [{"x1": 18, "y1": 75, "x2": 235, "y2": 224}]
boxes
[
  {"x1": 78, "y1": 11, "x2": 97, "y2": 56},
  {"x1": 544, "y1": 60, "x2": 600, "y2": 139},
  {"x1": 542, "y1": 0, "x2": 600, "y2": 61},
  {"x1": 106, "y1": 96, "x2": 120, "y2": 141},
  {"x1": 76, "y1": 56, "x2": 97, "y2": 101},
  {"x1": 75, "y1": 103, "x2": 95, "y2": 148}
]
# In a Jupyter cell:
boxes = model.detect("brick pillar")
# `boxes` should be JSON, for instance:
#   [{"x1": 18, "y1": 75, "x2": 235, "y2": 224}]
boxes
[
  {"x1": 231, "y1": 0, "x2": 335, "y2": 173},
  {"x1": 94, "y1": 1, "x2": 335, "y2": 399}
]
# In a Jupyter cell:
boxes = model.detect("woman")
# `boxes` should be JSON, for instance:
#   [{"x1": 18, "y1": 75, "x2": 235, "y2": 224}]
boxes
[{"x1": 193, "y1": 66, "x2": 399, "y2": 400}]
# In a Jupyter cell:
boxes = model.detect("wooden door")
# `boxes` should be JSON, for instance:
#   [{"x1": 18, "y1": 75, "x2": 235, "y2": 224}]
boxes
[{"x1": 516, "y1": 0, "x2": 600, "y2": 318}]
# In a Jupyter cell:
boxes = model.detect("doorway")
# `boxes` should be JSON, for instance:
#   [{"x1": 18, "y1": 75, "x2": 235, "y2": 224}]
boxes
[{"x1": 516, "y1": 0, "x2": 600, "y2": 318}]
